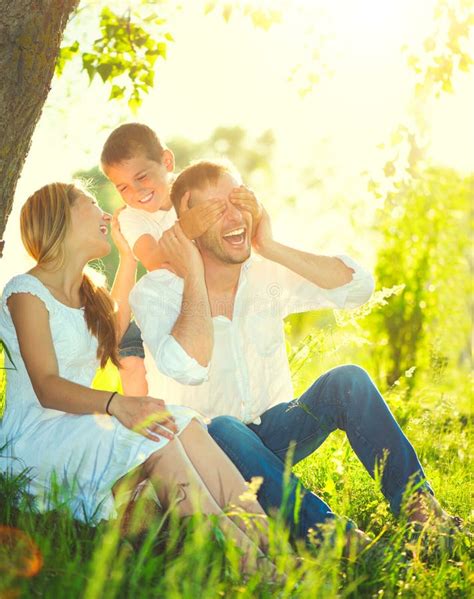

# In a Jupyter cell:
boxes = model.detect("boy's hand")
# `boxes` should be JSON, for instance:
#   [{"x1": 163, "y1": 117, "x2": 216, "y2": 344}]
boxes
[
  {"x1": 251, "y1": 206, "x2": 274, "y2": 255},
  {"x1": 178, "y1": 192, "x2": 226, "y2": 239},
  {"x1": 229, "y1": 185, "x2": 263, "y2": 237},
  {"x1": 159, "y1": 223, "x2": 205, "y2": 279},
  {"x1": 111, "y1": 207, "x2": 136, "y2": 262}
]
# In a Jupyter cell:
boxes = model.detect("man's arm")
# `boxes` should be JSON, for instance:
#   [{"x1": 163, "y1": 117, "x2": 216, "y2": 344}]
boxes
[
  {"x1": 170, "y1": 273, "x2": 213, "y2": 367},
  {"x1": 130, "y1": 225, "x2": 213, "y2": 385},
  {"x1": 161, "y1": 224, "x2": 213, "y2": 366}
]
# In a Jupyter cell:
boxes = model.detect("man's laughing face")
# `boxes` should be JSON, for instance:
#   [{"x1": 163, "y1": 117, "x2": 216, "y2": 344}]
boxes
[{"x1": 192, "y1": 173, "x2": 252, "y2": 265}]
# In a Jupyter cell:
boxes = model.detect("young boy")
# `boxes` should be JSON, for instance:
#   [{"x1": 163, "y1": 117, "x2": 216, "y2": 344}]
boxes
[
  {"x1": 101, "y1": 123, "x2": 226, "y2": 270},
  {"x1": 101, "y1": 123, "x2": 262, "y2": 395},
  {"x1": 100, "y1": 123, "x2": 227, "y2": 395}
]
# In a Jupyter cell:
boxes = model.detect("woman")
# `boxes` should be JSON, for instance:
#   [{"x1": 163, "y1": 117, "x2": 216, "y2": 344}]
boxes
[{"x1": 0, "y1": 182, "x2": 269, "y2": 571}]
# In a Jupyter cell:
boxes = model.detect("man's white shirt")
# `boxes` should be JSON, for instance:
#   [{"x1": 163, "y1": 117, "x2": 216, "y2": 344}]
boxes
[{"x1": 130, "y1": 255, "x2": 374, "y2": 424}]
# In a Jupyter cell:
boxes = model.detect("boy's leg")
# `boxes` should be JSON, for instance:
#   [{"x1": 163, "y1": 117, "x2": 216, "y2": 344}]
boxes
[
  {"x1": 119, "y1": 321, "x2": 148, "y2": 396},
  {"x1": 208, "y1": 415, "x2": 355, "y2": 540},
  {"x1": 249, "y1": 364, "x2": 434, "y2": 516}
]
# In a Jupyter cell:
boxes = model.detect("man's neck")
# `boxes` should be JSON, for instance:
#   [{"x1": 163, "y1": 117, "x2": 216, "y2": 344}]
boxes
[{"x1": 203, "y1": 255, "x2": 242, "y2": 296}]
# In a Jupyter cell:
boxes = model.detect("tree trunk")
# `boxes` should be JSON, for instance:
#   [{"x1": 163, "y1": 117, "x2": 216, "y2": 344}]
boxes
[{"x1": 0, "y1": 0, "x2": 79, "y2": 258}]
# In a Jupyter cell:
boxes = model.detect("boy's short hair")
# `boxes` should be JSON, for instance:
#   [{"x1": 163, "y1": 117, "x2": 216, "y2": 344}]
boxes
[
  {"x1": 100, "y1": 123, "x2": 165, "y2": 166},
  {"x1": 170, "y1": 159, "x2": 241, "y2": 215}
]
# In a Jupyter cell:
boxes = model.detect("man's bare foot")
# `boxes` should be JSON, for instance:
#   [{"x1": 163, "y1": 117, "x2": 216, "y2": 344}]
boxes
[
  {"x1": 406, "y1": 492, "x2": 445, "y2": 525},
  {"x1": 405, "y1": 493, "x2": 472, "y2": 558}
]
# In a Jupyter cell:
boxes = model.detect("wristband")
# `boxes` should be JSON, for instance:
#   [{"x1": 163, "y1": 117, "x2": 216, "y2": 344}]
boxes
[{"x1": 105, "y1": 391, "x2": 118, "y2": 416}]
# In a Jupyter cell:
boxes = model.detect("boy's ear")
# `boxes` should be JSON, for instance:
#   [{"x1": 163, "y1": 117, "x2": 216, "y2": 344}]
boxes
[{"x1": 162, "y1": 149, "x2": 175, "y2": 173}]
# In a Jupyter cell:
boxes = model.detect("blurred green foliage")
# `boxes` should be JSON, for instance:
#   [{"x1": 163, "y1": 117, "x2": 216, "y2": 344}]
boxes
[
  {"x1": 285, "y1": 167, "x2": 472, "y2": 402},
  {"x1": 367, "y1": 167, "x2": 473, "y2": 389},
  {"x1": 405, "y1": 0, "x2": 474, "y2": 97}
]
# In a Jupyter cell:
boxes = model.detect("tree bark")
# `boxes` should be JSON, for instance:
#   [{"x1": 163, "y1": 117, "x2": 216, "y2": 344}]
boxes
[{"x1": 0, "y1": 0, "x2": 79, "y2": 258}]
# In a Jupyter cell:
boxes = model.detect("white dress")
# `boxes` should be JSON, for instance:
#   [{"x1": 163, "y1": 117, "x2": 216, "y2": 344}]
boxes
[{"x1": 0, "y1": 274, "x2": 199, "y2": 523}]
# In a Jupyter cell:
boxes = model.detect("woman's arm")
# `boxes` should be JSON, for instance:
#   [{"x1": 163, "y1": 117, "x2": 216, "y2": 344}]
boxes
[
  {"x1": 8, "y1": 292, "x2": 177, "y2": 441},
  {"x1": 9, "y1": 291, "x2": 115, "y2": 412}
]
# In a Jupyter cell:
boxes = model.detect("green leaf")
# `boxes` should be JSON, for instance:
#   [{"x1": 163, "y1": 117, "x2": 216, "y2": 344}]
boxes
[
  {"x1": 441, "y1": 78, "x2": 453, "y2": 93},
  {"x1": 128, "y1": 95, "x2": 141, "y2": 112},
  {"x1": 56, "y1": 40, "x2": 80, "y2": 77},
  {"x1": 82, "y1": 53, "x2": 98, "y2": 82},
  {"x1": 157, "y1": 42, "x2": 167, "y2": 58},
  {"x1": 222, "y1": 3, "x2": 233, "y2": 22},
  {"x1": 384, "y1": 161, "x2": 396, "y2": 178},
  {"x1": 109, "y1": 85, "x2": 125, "y2": 100},
  {"x1": 204, "y1": 1, "x2": 217, "y2": 15},
  {"x1": 459, "y1": 53, "x2": 473, "y2": 73},
  {"x1": 97, "y1": 63, "x2": 114, "y2": 83}
]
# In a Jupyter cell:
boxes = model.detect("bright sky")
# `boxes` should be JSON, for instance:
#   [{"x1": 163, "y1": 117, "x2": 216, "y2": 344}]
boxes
[{"x1": 1, "y1": 0, "x2": 473, "y2": 285}]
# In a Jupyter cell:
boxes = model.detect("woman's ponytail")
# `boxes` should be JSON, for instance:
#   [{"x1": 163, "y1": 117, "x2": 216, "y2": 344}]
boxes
[{"x1": 80, "y1": 273, "x2": 120, "y2": 369}]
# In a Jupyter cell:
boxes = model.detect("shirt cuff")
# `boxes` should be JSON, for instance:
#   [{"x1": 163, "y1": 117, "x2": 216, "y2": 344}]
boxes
[
  {"x1": 325, "y1": 255, "x2": 375, "y2": 309},
  {"x1": 154, "y1": 333, "x2": 209, "y2": 385}
]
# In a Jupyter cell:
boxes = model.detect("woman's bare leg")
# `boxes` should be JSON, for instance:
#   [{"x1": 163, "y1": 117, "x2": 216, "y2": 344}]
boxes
[
  {"x1": 142, "y1": 434, "x2": 267, "y2": 573},
  {"x1": 177, "y1": 420, "x2": 268, "y2": 549}
]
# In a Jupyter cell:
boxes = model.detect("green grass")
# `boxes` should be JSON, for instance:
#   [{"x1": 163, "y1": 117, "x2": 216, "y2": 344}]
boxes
[{"x1": 1, "y1": 347, "x2": 473, "y2": 597}]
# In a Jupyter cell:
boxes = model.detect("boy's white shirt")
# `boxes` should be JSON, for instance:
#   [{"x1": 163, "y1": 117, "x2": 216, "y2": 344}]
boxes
[{"x1": 118, "y1": 205, "x2": 176, "y2": 258}]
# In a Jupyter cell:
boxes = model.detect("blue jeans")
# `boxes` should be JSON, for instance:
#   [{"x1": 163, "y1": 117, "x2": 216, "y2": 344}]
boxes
[
  {"x1": 208, "y1": 365, "x2": 433, "y2": 540},
  {"x1": 119, "y1": 321, "x2": 145, "y2": 359}
]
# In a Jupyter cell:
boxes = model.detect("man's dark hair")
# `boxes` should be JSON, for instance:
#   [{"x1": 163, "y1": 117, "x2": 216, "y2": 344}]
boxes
[
  {"x1": 100, "y1": 123, "x2": 165, "y2": 166},
  {"x1": 170, "y1": 159, "x2": 240, "y2": 215}
]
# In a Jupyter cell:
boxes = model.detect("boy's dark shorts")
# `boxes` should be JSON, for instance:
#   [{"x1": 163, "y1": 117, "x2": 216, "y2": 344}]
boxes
[{"x1": 119, "y1": 321, "x2": 145, "y2": 359}]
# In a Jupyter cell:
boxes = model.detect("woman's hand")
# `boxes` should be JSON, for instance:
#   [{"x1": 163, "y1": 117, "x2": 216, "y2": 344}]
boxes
[
  {"x1": 108, "y1": 394, "x2": 178, "y2": 442},
  {"x1": 111, "y1": 207, "x2": 136, "y2": 263},
  {"x1": 178, "y1": 192, "x2": 226, "y2": 240}
]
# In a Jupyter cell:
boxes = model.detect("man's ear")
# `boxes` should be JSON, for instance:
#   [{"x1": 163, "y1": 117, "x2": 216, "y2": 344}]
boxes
[
  {"x1": 162, "y1": 149, "x2": 175, "y2": 173},
  {"x1": 179, "y1": 191, "x2": 191, "y2": 214}
]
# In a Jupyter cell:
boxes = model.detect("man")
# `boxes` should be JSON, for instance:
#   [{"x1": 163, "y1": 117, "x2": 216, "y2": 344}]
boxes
[{"x1": 130, "y1": 159, "x2": 441, "y2": 542}]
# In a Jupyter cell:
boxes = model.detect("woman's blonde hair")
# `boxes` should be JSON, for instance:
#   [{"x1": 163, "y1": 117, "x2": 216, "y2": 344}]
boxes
[{"x1": 20, "y1": 183, "x2": 120, "y2": 368}]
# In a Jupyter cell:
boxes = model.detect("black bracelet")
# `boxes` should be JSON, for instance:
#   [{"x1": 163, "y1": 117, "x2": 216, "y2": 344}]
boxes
[{"x1": 105, "y1": 391, "x2": 118, "y2": 416}]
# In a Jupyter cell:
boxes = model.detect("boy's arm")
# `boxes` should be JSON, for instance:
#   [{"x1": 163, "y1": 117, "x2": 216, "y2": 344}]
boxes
[
  {"x1": 133, "y1": 234, "x2": 167, "y2": 271},
  {"x1": 132, "y1": 198, "x2": 227, "y2": 272},
  {"x1": 109, "y1": 209, "x2": 139, "y2": 339}
]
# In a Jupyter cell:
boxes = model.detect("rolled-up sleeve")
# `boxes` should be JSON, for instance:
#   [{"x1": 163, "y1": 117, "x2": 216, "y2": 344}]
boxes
[
  {"x1": 130, "y1": 272, "x2": 209, "y2": 385},
  {"x1": 328, "y1": 255, "x2": 375, "y2": 309},
  {"x1": 269, "y1": 254, "x2": 374, "y2": 318}
]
